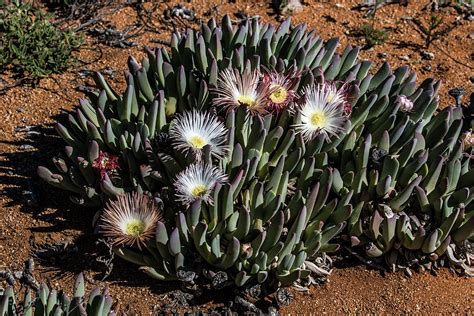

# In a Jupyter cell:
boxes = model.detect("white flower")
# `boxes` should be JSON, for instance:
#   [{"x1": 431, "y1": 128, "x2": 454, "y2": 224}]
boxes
[
  {"x1": 100, "y1": 192, "x2": 162, "y2": 250},
  {"x1": 397, "y1": 95, "x2": 414, "y2": 112},
  {"x1": 169, "y1": 110, "x2": 228, "y2": 159},
  {"x1": 174, "y1": 163, "x2": 228, "y2": 205},
  {"x1": 292, "y1": 83, "x2": 348, "y2": 141},
  {"x1": 461, "y1": 130, "x2": 474, "y2": 150},
  {"x1": 212, "y1": 68, "x2": 270, "y2": 115}
]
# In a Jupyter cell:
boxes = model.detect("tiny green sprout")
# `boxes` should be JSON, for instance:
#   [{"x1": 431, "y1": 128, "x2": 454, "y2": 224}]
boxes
[
  {"x1": 357, "y1": 23, "x2": 389, "y2": 47},
  {"x1": 425, "y1": 15, "x2": 443, "y2": 48}
]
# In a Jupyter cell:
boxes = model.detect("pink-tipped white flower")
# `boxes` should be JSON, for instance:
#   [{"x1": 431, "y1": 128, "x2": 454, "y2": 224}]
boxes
[
  {"x1": 100, "y1": 192, "x2": 162, "y2": 250},
  {"x1": 292, "y1": 83, "x2": 348, "y2": 141},
  {"x1": 169, "y1": 110, "x2": 228, "y2": 160},
  {"x1": 263, "y1": 70, "x2": 299, "y2": 111},
  {"x1": 325, "y1": 81, "x2": 353, "y2": 115},
  {"x1": 174, "y1": 163, "x2": 228, "y2": 205},
  {"x1": 212, "y1": 68, "x2": 270, "y2": 115},
  {"x1": 397, "y1": 95, "x2": 414, "y2": 113}
]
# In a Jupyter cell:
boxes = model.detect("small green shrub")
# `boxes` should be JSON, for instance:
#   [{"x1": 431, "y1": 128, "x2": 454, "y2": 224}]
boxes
[
  {"x1": 356, "y1": 23, "x2": 388, "y2": 47},
  {"x1": 0, "y1": 1, "x2": 82, "y2": 79},
  {"x1": 425, "y1": 15, "x2": 443, "y2": 48}
]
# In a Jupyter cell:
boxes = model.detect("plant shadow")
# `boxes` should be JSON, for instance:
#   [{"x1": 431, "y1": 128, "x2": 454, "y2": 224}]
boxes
[
  {"x1": 391, "y1": 39, "x2": 424, "y2": 51},
  {"x1": 0, "y1": 111, "x2": 185, "y2": 296}
]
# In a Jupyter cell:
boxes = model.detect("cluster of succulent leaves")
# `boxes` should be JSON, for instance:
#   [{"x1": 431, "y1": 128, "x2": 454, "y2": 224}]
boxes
[
  {"x1": 38, "y1": 15, "x2": 473, "y2": 288},
  {"x1": 0, "y1": 274, "x2": 115, "y2": 316},
  {"x1": 0, "y1": 0, "x2": 82, "y2": 78}
]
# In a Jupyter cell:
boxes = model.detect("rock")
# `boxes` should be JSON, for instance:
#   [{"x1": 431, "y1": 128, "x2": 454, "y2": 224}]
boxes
[
  {"x1": 280, "y1": 0, "x2": 303, "y2": 15},
  {"x1": 422, "y1": 64, "x2": 432, "y2": 72},
  {"x1": 399, "y1": 55, "x2": 410, "y2": 61},
  {"x1": 470, "y1": 76, "x2": 474, "y2": 84},
  {"x1": 377, "y1": 52, "x2": 387, "y2": 58},
  {"x1": 421, "y1": 51, "x2": 435, "y2": 60},
  {"x1": 19, "y1": 144, "x2": 34, "y2": 151}
]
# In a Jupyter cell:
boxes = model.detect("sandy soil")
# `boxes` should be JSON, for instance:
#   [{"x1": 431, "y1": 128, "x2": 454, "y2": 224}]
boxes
[{"x1": 0, "y1": 0, "x2": 473, "y2": 314}]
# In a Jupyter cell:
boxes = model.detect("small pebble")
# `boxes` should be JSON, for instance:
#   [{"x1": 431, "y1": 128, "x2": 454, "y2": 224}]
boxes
[
  {"x1": 19, "y1": 144, "x2": 34, "y2": 151},
  {"x1": 399, "y1": 55, "x2": 410, "y2": 61},
  {"x1": 421, "y1": 51, "x2": 435, "y2": 60},
  {"x1": 377, "y1": 52, "x2": 387, "y2": 58},
  {"x1": 422, "y1": 64, "x2": 432, "y2": 72}
]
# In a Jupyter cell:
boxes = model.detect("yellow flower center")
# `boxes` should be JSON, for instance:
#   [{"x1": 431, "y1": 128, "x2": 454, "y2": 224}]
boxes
[
  {"x1": 237, "y1": 95, "x2": 256, "y2": 107},
  {"x1": 189, "y1": 135, "x2": 207, "y2": 149},
  {"x1": 269, "y1": 84, "x2": 288, "y2": 104},
  {"x1": 191, "y1": 184, "x2": 208, "y2": 197},
  {"x1": 125, "y1": 219, "x2": 146, "y2": 237},
  {"x1": 310, "y1": 111, "x2": 328, "y2": 128},
  {"x1": 100, "y1": 158, "x2": 109, "y2": 168}
]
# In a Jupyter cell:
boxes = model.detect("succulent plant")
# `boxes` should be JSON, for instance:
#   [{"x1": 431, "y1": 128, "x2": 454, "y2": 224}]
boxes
[
  {"x1": 38, "y1": 14, "x2": 473, "y2": 290},
  {"x1": 106, "y1": 102, "x2": 351, "y2": 286},
  {"x1": 331, "y1": 104, "x2": 473, "y2": 271},
  {"x1": 0, "y1": 273, "x2": 115, "y2": 316},
  {"x1": 38, "y1": 16, "x2": 366, "y2": 207}
]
